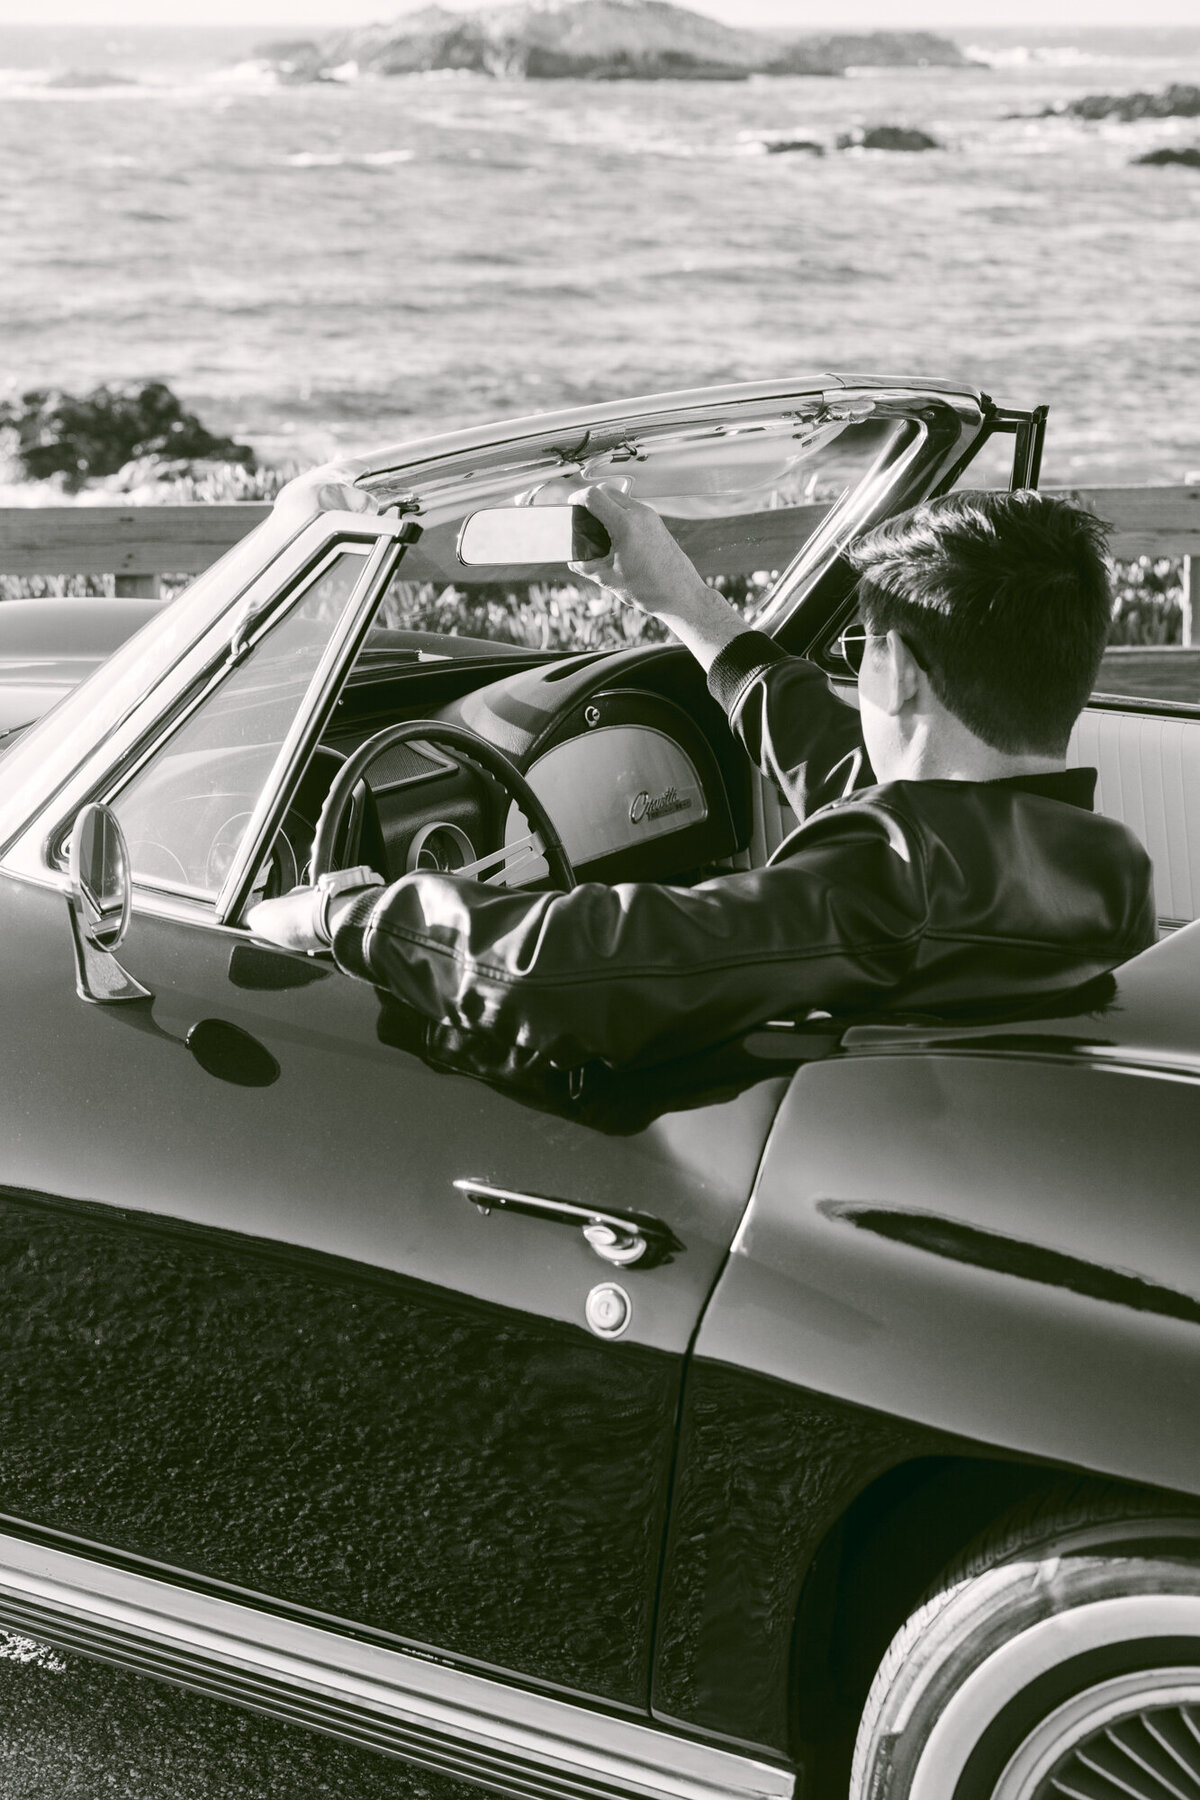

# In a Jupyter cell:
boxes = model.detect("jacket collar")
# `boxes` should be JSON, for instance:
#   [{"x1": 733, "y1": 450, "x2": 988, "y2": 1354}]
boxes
[{"x1": 981, "y1": 767, "x2": 1097, "y2": 811}]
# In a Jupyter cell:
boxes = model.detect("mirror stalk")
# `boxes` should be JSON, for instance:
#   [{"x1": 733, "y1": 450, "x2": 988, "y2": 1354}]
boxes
[{"x1": 67, "y1": 905, "x2": 151, "y2": 1005}]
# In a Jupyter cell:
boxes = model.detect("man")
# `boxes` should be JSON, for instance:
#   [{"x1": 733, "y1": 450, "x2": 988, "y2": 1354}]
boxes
[{"x1": 247, "y1": 486, "x2": 1156, "y2": 1071}]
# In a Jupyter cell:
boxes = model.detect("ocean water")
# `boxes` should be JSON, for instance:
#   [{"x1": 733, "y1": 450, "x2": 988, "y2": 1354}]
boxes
[{"x1": 0, "y1": 23, "x2": 1198, "y2": 484}]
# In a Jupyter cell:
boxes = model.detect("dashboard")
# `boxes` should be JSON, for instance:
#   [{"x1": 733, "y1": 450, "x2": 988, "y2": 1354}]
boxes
[
  {"x1": 320, "y1": 646, "x2": 747, "y2": 890},
  {"x1": 112, "y1": 641, "x2": 750, "y2": 904}
]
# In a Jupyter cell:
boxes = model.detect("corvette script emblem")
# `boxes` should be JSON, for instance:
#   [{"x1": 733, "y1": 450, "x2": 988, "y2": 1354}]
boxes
[{"x1": 629, "y1": 787, "x2": 693, "y2": 825}]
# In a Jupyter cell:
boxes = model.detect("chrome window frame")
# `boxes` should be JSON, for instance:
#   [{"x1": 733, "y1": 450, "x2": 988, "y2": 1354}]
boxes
[{"x1": 214, "y1": 533, "x2": 401, "y2": 923}]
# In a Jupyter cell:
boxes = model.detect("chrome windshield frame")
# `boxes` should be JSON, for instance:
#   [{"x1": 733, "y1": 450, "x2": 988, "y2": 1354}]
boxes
[
  {"x1": 749, "y1": 388, "x2": 987, "y2": 640},
  {"x1": 214, "y1": 532, "x2": 403, "y2": 924}
]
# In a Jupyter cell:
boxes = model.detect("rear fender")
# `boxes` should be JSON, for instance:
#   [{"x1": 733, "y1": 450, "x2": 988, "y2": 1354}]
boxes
[{"x1": 653, "y1": 1048, "x2": 1200, "y2": 1751}]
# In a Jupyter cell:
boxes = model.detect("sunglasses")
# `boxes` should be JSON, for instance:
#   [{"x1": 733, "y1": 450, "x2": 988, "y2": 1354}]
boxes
[
  {"x1": 836, "y1": 623, "x2": 888, "y2": 675},
  {"x1": 836, "y1": 623, "x2": 928, "y2": 677}
]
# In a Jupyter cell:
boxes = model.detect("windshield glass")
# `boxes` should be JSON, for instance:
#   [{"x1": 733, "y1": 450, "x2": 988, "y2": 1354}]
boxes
[{"x1": 368, "y1": 413, "x2": 903, "y2": 656}]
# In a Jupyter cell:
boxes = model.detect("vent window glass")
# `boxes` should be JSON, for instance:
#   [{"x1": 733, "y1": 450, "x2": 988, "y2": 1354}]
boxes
[{"x1": 112, "y1": 550, "x2": 368, "y2": 898}]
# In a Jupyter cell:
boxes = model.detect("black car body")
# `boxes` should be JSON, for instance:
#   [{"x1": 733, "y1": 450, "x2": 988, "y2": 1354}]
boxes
[{"x1": 0, "y1": 376, "x2": 1196, "y2": 1800}]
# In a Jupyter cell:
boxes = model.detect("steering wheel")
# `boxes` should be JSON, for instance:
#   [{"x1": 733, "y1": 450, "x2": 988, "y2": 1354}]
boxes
[{"x1": 310, "y1": 721, "x2": 576, "y2": 891}]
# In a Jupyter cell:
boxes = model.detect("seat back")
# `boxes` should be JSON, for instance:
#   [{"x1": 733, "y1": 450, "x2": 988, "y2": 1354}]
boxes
[
  {"x1": 748, "y1": 693, "x2": 1200, "y2": 933},
  {"x1": 1066, "y1": 707, "x2": 1200, "y2": 933}
]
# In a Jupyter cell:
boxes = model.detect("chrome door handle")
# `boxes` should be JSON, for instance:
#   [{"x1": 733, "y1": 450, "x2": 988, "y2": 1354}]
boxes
[
  {"x1": 453, "y1": 1179, "x2": 680, "y2": 1270},
  {"x1": 581, "y1": 1220, "x2": 645, "y2": 1267}
]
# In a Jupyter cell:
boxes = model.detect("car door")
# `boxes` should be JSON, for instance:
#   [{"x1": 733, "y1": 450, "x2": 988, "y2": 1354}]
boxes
[
  {"x1": 0, "y1": 887, "x2": 793, "y2": 1709},
  {"x1": 0, "y1": 508, "x2": 791, "y2": 1713}
]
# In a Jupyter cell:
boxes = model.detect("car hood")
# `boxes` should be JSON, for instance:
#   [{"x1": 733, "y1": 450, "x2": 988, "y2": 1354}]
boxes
[{"x1": 0, "y1": 595, "x2": 167, "y2": 732}]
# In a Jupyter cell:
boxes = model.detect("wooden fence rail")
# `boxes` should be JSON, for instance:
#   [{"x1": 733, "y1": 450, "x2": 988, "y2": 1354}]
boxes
[
  {"x1": 0, "y1": 483, "x2": 1195, "y2": 618},
  {"x1": 0, "y1": 503, "x2": 273, "y2": 593}
]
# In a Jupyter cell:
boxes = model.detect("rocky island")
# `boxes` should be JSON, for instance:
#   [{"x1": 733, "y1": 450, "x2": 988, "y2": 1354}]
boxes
[{"x1": 257, "y1": 0, "x2": 967, "y2": 84}]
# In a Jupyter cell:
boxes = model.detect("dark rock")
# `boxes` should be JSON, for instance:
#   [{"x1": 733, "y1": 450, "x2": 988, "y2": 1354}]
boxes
[
  {"x1": 253, "y1": 1, "x2": 966, "y2": 84},
  {"x1": 763, "y1": 138, "x2": 825, "y2": 156},
  {"x1": 837, "y1": 124, "x2": 942, "y2": 152},
  {"x1": 1054, "y1": 82, "x2": 1200, "y2": 123},
  {"x1": 44, "y1": 68, "x2": 138, "y2": 88},
  {"x1": 0, "y1": 382, "x2": 255, "y2": 490},
  {"x1": 252, "y1": 38, "x2": 329, "y2": 82},
  {"x1": 255, "y1": 37, "x2": 321, "y2": 61},
  {"x1": 768, "y1": 31, "x2": 966, "y2": 74},
  {"x1": 1134, "y1": 145, "x2": 1200, "y2": 168}
]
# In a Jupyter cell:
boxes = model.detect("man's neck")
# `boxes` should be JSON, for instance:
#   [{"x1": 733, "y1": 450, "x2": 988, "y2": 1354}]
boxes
[{"x1": 892, "y1": 720, "x2": 1066, "y2": 783}]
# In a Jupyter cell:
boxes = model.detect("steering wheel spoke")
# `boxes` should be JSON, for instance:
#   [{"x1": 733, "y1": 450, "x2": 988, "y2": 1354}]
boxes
[{"x1": 457, "y1": 830, "x2": 546, "y2": 887}]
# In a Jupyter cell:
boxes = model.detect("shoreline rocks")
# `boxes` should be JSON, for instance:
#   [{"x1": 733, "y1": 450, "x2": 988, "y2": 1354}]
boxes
[
  {"x1": 0, "y1": 383, "x2": 255, "y2": 492},
  {"x1": 763, "y1": 138, "x2": 825, "y2": 156},
  {"x1": 1043, "y1": 82, "x2": 1200, "y2": 123},
  {"x1": 1134, "y1": 146, "x2": 1200, "y2": 169},
  {"x1": 837, "y1": 124, "x2": 941, "y2": 152}
]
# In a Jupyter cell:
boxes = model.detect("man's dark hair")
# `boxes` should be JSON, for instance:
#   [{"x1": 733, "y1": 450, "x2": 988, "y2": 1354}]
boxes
[{"x1": 845, "y1": 489, "x2": 1113, "y2": 756}]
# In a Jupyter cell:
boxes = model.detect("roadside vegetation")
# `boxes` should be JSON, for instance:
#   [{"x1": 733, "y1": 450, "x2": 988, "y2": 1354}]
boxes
[
  {"x1": 0, "y1": 386, "x2": 1189, "y2": 648},
  {"x1": 1107, "y1": 555, "x2": 1191, "y2": 646}
]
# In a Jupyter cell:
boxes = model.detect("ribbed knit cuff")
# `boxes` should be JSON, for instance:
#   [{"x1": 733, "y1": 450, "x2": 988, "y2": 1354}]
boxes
[
  {"x1": 706, "y1": 630, "x2": 789, "y2": 717},
  {"x1": 329, "y1": 887, "x2": 382, "y2": 982}
]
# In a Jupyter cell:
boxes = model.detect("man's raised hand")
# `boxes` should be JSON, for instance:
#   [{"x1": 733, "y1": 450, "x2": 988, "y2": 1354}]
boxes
[
  {"x1": 570, "y1": 484, "x2": 712, "y2": 619},
  {"x1": 570, "y1": 483, "x2": 749, "y2": 672}
]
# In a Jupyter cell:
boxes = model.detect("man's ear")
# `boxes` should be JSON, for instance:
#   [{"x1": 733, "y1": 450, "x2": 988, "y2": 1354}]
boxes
[{"x1": 885, "y1": 629, "x2": 924, "y2": 713}]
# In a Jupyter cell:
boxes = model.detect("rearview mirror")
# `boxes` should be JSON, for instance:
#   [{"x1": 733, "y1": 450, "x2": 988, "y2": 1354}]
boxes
[
  {"x1": 68, "y1": 802, "x2": 132, "y2": 953},
  {"x1": 457, "y1": 505, "x2": 611, "y2": 568}
]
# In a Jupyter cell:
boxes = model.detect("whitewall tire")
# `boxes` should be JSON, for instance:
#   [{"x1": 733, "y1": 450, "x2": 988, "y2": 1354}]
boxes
[{"x1": 850, "y1": 1486, "x2": 1200, "y2": 1800}]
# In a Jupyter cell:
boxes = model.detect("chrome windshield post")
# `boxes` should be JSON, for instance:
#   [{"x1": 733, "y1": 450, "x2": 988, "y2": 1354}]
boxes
[{"x1": 214, "y1": 526, "x2": 416, "y2": 927}]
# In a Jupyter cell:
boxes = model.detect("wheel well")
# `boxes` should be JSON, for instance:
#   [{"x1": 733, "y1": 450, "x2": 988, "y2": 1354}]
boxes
[{"x1": 787, "y1": 1455, "x2": 1122, "y2": 1793}]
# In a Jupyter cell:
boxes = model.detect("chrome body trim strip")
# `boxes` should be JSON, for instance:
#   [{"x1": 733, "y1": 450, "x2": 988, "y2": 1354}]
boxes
[{"x1": 0, "y1": 1531, "x2": 793, "y2": 1800}]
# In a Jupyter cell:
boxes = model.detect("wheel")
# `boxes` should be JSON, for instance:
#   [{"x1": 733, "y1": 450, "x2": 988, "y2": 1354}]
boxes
[
  {"x1": 309, "y1": 720, "x2": 575, "y2": 891},
  {"x1": 850, "y1": 1483, "x2": 1200, "y2": 1800}
]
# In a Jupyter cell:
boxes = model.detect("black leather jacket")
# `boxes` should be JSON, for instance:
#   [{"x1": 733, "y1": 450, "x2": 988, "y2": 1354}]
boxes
[{"x1": 332, "y1": 631, "x2": 1157, "y2": 1070}]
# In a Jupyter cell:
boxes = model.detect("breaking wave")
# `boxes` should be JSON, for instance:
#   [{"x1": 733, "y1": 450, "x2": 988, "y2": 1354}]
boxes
[
  {"x1": 965, "y1": 44, "x2": 1123, "y2": 69},
  {"x1": 276, "y1": 148, "x2": 416, "y2": 168}
]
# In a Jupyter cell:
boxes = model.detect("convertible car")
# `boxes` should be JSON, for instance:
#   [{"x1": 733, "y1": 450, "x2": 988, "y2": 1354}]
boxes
[{"x1": 1, "y1": 375, "x2": 1199, "y2": 1800}]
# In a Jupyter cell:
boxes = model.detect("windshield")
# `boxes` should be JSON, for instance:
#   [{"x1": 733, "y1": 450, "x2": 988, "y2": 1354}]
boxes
[{"x1": 369, "y1": 413, "x2": 904, "y2": 656}]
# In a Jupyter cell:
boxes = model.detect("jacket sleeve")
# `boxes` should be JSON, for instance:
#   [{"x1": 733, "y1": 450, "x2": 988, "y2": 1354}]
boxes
[
  {"x1": 707, "y1": 629, "x2": 875, "y2": 823},
  {"x1": 331, "y1": 798, "x2": 929, "y2": 1072}
]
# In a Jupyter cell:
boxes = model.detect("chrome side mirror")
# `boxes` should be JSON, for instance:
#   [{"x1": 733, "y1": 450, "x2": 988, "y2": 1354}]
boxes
[
  {"x1": 69, "y1": 803, "x2": 132, "y2": 951},
  {"x1": 67, "y1": 803, "x2": 149, "y2": 1003}
]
